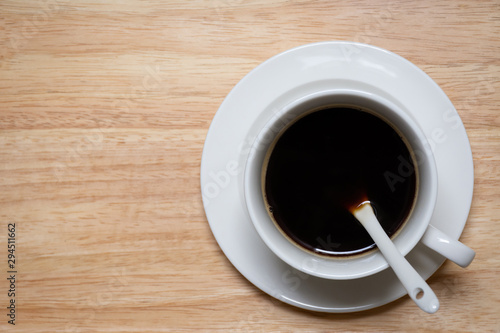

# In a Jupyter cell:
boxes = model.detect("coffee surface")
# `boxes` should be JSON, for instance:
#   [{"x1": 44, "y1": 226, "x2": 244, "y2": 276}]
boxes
[{"x1": 264, "y1": 107, "x2": 417, "y2": 256}]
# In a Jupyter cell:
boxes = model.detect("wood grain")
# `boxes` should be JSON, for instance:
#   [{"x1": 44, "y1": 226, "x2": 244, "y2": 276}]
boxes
[{"x1": 1, "y1": 0, "x2": 499, "y2": 332}]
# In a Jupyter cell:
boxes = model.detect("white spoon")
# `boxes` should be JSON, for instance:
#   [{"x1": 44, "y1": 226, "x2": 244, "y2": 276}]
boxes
[{"x1": 351, "y1": 201, "x2": 440, "y2": 314}]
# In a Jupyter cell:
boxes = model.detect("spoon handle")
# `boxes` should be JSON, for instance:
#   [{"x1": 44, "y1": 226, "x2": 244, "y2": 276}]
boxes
[{"x1": 355, "y1": 204, "x2": 440, "y2": 314}]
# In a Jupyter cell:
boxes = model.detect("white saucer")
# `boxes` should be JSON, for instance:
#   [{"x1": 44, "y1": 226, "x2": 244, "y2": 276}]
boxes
[{"x1": 200, "y1": 41, "x2": 474, "y2": 312}]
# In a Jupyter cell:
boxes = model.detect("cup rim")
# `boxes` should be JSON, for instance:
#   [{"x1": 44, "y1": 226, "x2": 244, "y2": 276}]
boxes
[{"x1": 243, "y1": 89, "x2": 438, "y2": 280}]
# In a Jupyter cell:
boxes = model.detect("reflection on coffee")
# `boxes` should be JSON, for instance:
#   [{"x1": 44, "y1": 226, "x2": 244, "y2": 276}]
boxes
[{"x1": 263, "y1": 107, "x2": 417, "y2": 256}]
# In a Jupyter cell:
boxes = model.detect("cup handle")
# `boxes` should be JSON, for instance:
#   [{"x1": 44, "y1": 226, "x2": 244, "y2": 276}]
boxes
[{"x1": 420, "y1": 224, "x2": 475, "y2": 268}]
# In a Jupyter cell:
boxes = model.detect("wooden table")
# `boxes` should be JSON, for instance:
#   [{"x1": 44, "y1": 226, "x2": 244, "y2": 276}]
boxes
[{"x1": 1, "y1": 1, "x2": 499, "y2": 332}]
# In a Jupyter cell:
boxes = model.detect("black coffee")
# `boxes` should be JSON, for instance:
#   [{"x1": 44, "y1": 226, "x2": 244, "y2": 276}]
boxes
[{"x1": 264, "y1": 107, "x2": 417, "y2": 256}]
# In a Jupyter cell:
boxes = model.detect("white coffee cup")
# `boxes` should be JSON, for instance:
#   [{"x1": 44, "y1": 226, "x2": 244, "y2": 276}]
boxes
[{"x1": 244, "y1": 89, "x2": 475, "y2": 280}]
